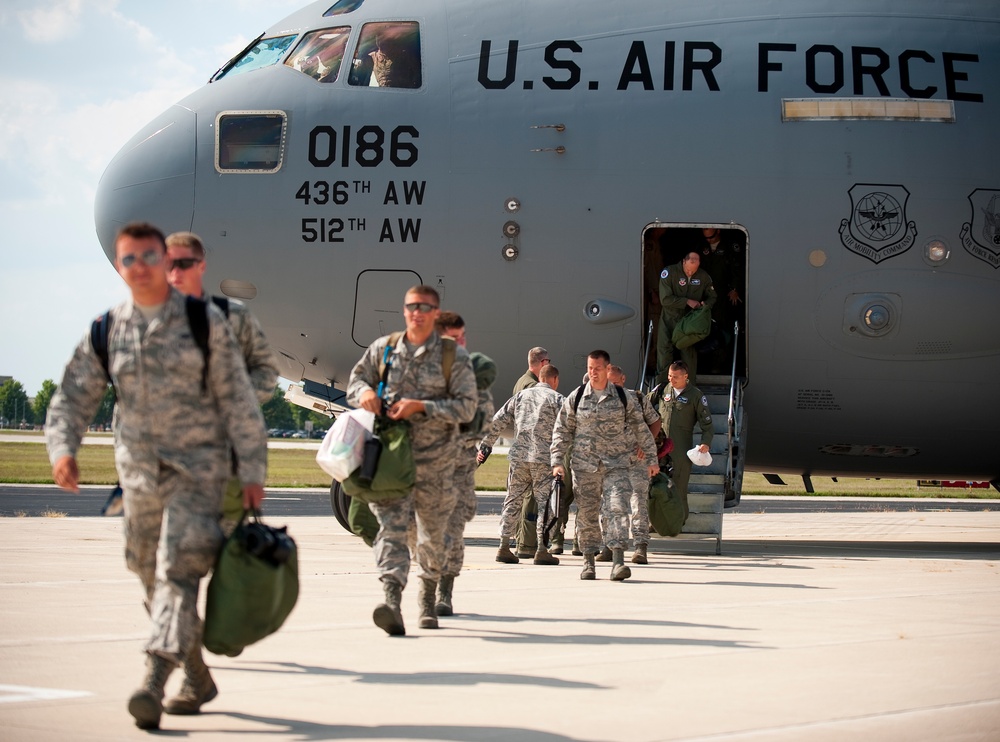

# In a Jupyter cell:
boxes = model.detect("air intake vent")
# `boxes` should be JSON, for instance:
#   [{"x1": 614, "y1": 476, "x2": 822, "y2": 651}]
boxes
[{"x1": 915, "y1": 340, "x2": 952, "y2": 355}]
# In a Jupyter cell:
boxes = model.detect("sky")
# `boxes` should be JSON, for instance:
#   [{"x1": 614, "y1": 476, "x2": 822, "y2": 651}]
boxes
[{"x1": 0, "y1": 0, "x2": 305, "y2": 397}]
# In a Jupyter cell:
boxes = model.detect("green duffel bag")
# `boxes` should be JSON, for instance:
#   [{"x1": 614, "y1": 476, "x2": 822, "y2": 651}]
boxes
[
  {"x1": 672, "y1": 304, "x2": 712, "y2": 349},
  {"x1": 341, "y1": 416, "x2": 415, "y2": 503},
  {"x1": 204, "y1": 510, "x2": 299, "y2": 656},
  {"x1": 647, "y1": 472, "x2": 689, "y2": 537},
  {"x1": 348, "y1": 494, "x2": 379, "y2": 546}
]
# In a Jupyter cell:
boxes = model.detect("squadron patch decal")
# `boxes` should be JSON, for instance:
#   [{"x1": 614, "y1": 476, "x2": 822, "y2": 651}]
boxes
[
  {"x1": 960, "y1": 189, "x2": 1000, "y2": 269},
  {"x1": 838, "y1": 184, "x2": 917, "y2": 263},
  {"x1": 660, "y1": 268, "x2": 669, "y2": 279}
]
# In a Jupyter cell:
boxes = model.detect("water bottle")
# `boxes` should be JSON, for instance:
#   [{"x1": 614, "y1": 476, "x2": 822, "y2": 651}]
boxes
[{"x1": 358, "y1": 435, "x2": 383, "y2": 485}]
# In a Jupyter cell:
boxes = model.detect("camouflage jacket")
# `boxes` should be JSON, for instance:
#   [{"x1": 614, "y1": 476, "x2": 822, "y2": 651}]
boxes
[
  {"x1": 622, "y1": 387, "x2": 661, "y2": 460},
  {"x1": 45, "y1": 289, "x2": 268, "y2": 487},
  {"x1": 551, "y1": 382, "x2": 657, "y2": 472},
  {"x1": 346, "y1": 330, "x2": 477, "y2": 452},
  {"x1": 482, "y1": 383, "x2": 564, "y2": 464},
  {"x1": 222, "y1": 298, "x2": 280, "y2": 405}
]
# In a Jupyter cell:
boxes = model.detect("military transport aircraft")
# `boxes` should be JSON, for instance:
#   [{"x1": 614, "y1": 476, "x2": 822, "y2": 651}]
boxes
[{"x1": 93, "y1": 0, "x2": 1000, "y2": 512}]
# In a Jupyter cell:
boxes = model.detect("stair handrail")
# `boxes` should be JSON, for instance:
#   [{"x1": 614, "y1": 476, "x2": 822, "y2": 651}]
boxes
[
  {"x1": 639, "y1": 319, "x2": 654, "y2": 393},
  {"x1": 726, "y1": 320, "x2": 740, "y2": 497}
]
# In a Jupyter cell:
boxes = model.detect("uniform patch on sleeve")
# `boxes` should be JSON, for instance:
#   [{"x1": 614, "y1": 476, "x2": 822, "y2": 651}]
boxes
[{"x1": 660, "y1": 268, "x2": 669, "y2": 279}]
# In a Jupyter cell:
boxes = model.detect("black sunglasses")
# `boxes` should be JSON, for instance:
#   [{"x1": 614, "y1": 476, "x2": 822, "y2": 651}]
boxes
[
  {"x1": 404, "y1": 302, "x2": 438, "y2": 313},
  {"x1": 169, "y1": 257, "x2": 203, "y2": 271}
]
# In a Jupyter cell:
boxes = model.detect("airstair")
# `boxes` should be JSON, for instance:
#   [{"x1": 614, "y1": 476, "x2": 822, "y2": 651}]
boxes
[
  {"x1": 642, "y1": 322, "x2": 747, "y2": 555},
  {"x1": 676, "y1": 372, "x2": 746, "y2": 554}
]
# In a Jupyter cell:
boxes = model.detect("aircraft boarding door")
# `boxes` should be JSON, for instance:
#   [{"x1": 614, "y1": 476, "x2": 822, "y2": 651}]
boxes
[
  {"x1": 641, "y1": 223, "x2": 749, "y2": 554},
  {"x1": 352, "y1": 269, "x2": 423, "y2": 347}
]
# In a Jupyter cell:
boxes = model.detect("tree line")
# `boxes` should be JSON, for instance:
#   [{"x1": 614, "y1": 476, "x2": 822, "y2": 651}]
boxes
[{"x1": 0, "y1": 378, "x2": 329, "y2": 434}]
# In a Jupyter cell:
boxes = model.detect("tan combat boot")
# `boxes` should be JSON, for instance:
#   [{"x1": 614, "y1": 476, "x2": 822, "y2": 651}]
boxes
[
  {"x1": 436, "y1": 574, "x2": 455, "y2": 616},
  {"x1": 373, "y1": 578, "x2": 406, "y2": 636},
  {"x1": 418, "y1": 578, "x2": 439, "y2": 629},
  {"x1": 533, "y1": 548, "x2": 559, "y2": 565},
  {"x1": 610, "y1": 548, "x2": 632, "y2": 581},
  {"x1": 631, "y1": 543, "x2": 648, "y2": 565},
  {"x1": 128, "y1": 654, "x2": 177, "y2": 729},
  {"x1": 164, "y1": 641, "x2": 218, "y2": 715},
  {"x1": 595, "y1": 546, "x2": 612, "y2": 562},
  {"x1": 496, "y1": 536, "x2": 519, "y2": 564},
  {"x1": 580, "y1": 552, "x2": 596, "y2": 580}
]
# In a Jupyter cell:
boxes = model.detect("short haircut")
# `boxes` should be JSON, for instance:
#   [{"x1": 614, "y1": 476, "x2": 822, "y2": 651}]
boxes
[
  {"x1": 406, "y1": 285, "x2": 440, "y2": 305},
  {"x1": 539, "y1": 364, "x2": 559, "y2": 382},
  {"x1": 116, "y1": 222, "x2": 166, "y2": 252},
  {"x1": 588, "y1": 349, "x2": 611, "y2": 363},
  {"x1": 608, "y1": 365, "x2": 623, "y2": 377},
  {"x1": 527, "y1": 346, "x2": 548, "y2": 365},
  {"x1": 669, "y1": 360, "x2": 689, "y2": 374},
  {"x1": 683, "y1": 251, "x2": 701, "y2": 263},
  {"x1": 165, "y1": 231, "x2": 206, "y2": 258},
  {"x1": 435, "y1": 310, "x2": 464, "y2": 331}
]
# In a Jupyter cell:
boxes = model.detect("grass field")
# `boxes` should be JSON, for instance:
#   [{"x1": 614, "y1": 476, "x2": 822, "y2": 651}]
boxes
[{"x1": 1, "y1": 436, "x2": 996, "y2": 498}]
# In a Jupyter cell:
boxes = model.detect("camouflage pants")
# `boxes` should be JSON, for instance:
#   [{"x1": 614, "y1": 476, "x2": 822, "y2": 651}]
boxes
[
  {"x1": 627, "y1": 460, "x2": 651, "y2": 545},
  {"x1": 573, "y1": 463, "x2": 632, "y2": 553},
  {"x1": 371, "y1": 442, "x2": 459, "y2": 588},
  {"x1": 441, "y1": 444, "x2": 478, "y2": 578},
  {"x1": 501, "y1": 461, "x2": 553, "y2": 547},
  {"x1": 123, "y1": 464, "x2": 226, "y2": 663}
]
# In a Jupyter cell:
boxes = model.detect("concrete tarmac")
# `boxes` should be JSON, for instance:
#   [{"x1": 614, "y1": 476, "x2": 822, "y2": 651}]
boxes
[{"x1": 2, "y1": 506, "x2": 999, "y2": 741}]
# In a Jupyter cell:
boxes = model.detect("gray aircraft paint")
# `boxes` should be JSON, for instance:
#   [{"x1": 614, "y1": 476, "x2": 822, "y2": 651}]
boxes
[{"x1": 94, "y1": 0, "x2": 1000, "y2": 482}]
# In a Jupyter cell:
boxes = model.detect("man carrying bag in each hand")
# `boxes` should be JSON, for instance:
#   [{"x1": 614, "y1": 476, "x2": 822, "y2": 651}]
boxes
[{"x1": 346, "y1": 286, "x2": 477, "y2": 636}]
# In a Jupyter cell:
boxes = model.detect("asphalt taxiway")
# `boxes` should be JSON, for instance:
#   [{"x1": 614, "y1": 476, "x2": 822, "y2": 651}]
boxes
[{"x1": 1, "y1": 498, "x2": 998, "y2": 741}]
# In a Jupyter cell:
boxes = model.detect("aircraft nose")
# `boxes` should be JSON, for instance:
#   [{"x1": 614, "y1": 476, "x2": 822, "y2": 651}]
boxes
[{"x1": 94, "y1": 105, "x2": 196, "y2": 259}]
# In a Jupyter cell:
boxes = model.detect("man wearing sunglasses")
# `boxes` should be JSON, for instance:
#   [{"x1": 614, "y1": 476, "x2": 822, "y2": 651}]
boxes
[
  {"x1": 45, "y1": 222, "x2": 268, "y2": 730},
  {"x1": 165, "y1": 232, "x2": 278, "y2": 406},
  {"x1": 163, "y1": 231, "x2": 277, "y2": 714},
  {"x1": 347, "y1": 286, "x2": 478, "y2": 635}
]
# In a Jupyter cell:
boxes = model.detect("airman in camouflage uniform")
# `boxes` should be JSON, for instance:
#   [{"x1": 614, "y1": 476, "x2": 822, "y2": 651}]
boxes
[
  {"x1": 510, "y1": 346, "x2": 550, "y2": 556},
  {"x1": 480, "y1": 363, "x2": 564, "y2": 566},
  {"x1": 45, "y1": 222, "x2": 267, "y2": 730},
  {"x1": 163, "y1": 231, "x2": 278, "y2": 715},
  {"x1": 347, "y1": 286, "x2": 477, "y2": 635},
  {"x1": 607, "y1": 366, "x2": 661, "y2": 565},
  {"x1": 551, "y1": 351, "x2": 658, "y2": 581},
  {"x1": 166, "y1": 231, "x2": 278, "y2": 405},
  {"x1": 433, "y1": 312, "x2": 496, "y2": 617}
]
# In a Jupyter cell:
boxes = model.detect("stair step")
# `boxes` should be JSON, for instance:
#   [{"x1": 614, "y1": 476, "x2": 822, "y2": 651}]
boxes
[{"x1": 688, "y1": 493, "x2": 723, "y2": 514}]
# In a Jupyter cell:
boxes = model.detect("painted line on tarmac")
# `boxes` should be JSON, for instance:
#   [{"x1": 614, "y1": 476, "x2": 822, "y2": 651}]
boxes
[{"x1": 0, "y1": 684, "x2": 93, "y2": 703}]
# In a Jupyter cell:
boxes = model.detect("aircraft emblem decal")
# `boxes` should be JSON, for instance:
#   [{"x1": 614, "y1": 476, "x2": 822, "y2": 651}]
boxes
[
  {"x1": 959, "y1": 189, "x2": 1000, "y2": 269},
  {"x1": 839, "y1": 184, "x2": 917, "y2": 263}
]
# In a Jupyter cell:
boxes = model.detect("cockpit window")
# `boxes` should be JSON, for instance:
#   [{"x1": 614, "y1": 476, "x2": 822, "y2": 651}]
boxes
[
  {"x1": 216, "y1": 112, "x2": 287, "y2": 173},
  {"x1": 348, "y1": 22, "x2": 421, "y2": 89},
  {"x1": 324, "y1": 0, "x2": 365, "y2": 16},
  {"x1": 285, "y1": 27, "x2": 351, "y2": 82},
  {"x1": 214, "y1": 35, "x2": 298, "y2": 81}
]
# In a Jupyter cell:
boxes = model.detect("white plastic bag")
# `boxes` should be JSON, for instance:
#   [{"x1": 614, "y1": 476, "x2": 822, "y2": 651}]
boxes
[
  {"x1": 316, "y1": 409, "x2": 375, "y2": 481},
  {"x1": 687, "y1": 446, "x2": 712, "y2": 467}
]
